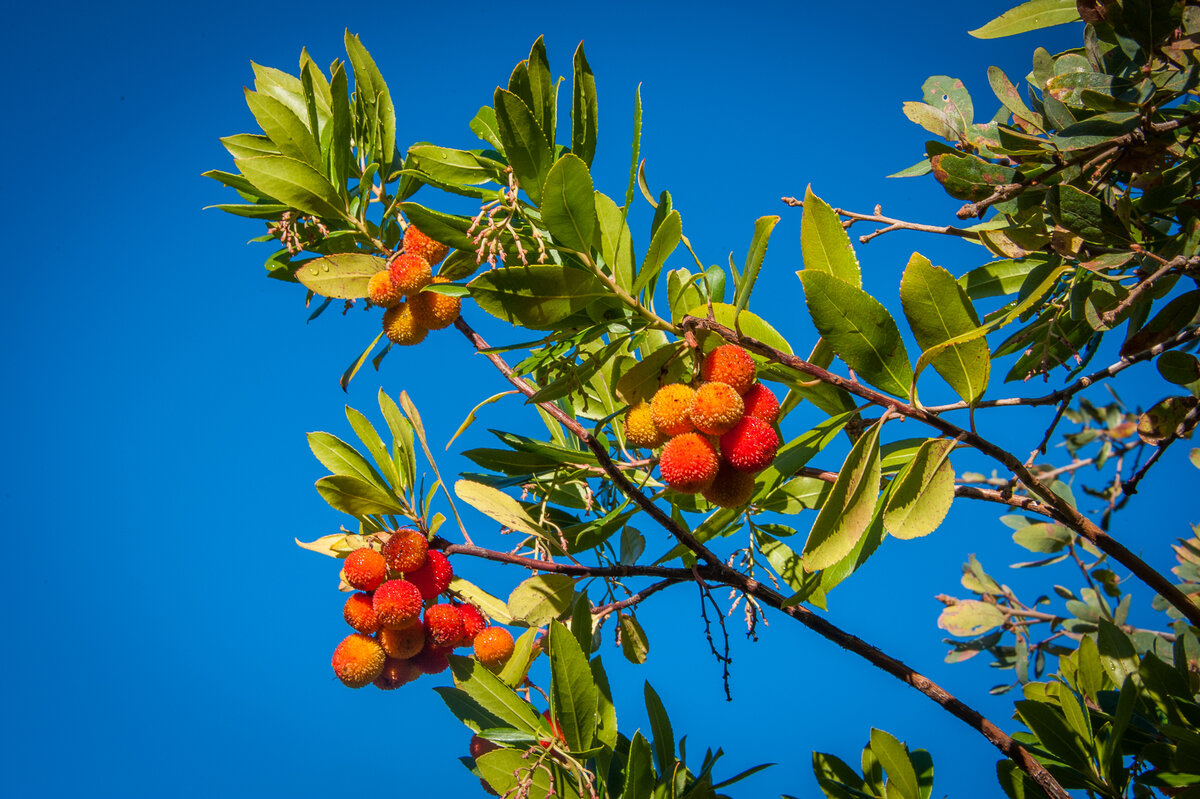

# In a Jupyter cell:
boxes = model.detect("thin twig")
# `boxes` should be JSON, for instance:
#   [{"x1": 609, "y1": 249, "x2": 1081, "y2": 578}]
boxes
[
  {"x1": 780, "y1": 197, "x2": 978, "y2": 243},
  {"x1": 1122, "y1": 403, "x2": 1200, "y2": 496}
]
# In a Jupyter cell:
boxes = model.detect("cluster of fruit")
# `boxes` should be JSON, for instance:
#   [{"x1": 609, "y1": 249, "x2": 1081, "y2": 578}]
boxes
[
  {"x1": 367, "y1": 225, "x2": 462, "y2": 346},
  {"x1": 329, "y1": 529, "x2": 516, "y2": 689},
  {"x1": 623, "y1": 344, "x2": 781, "y2": 508}
]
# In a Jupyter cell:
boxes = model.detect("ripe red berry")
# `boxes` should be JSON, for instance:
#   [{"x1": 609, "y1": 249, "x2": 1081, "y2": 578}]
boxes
[
  {"x1": 425, "y1": 604, "x2": 466, "y2": 648},
  {"x1": 701, "y1": 345, "x2": 756, "y2": 395},
  {"x1": 372, "y1": 579, "x2": 423, "y2": 629},
  {"x1": 373, "y1": 657, "x2": 415, "y2": 690},
  {"x1": 456, "y1": 603, "x2": 489, "y2": 646},
  {"x1": 389, "y1": 252, "x2": 433, "y2": 295},
  {"x1": 408, "y1": 550, "x2": 453, "y2": 600},
  {"x1": 332, "y1": 633, "x2": 387, "y2": 689},
  {"x1": 403, "y1": 225, "x2": 450, "y2": 266},
  {"x1": 343, "y1": 548, "x2": 387, "y2": 591},
  {"x1": 719, "y1": 417, "x2": 780, "y2": 473},
  {"x1": 690, "y1": 381, "x2": 745, "y2": 436},
  {"x1": 383, "y1": 528, "x2": 429, "y2": 574},
  {"x1": 658, "y1": 432, "x2": 720, "y2": 493},
  {"x1": 538, "y1": 710, "x2": 565, "y2": 747},
  {"x1": 741, "y1": 382, "x2": 780, "y2": 425},
  {"x1": 343, "y1": 592, "x2": 380, "y2": 634},
  {"x1": 411, "y1": 643, "x2": 452, "y2": 674}
]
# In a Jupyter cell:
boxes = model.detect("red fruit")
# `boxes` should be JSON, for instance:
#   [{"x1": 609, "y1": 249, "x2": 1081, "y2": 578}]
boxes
[
  {"x1": 383, "y1": 528, "x2": 429, "y2": 574},
  {"x1": 411, "y1": 643, "x2": 452, "y2": 674},
  {"x1": 702, "y1": 460, "x2": 757, "y2": 508},
  {"x1": 425, "y1": 604, "x2": 466, "y2": 648},
  {"x1": 373, "y1": 657, "x2": 415, "y2": 690},
  {"x1": 332, "y1": 633, "x2": 386, "y2": 689},
  {"x1": 474, "y1": 627, "x2": 516, "y2": 671},
  {"x1": 343, "y1": 592, "x2": 380, "y2": 634},
  {"x1": 379, "y1": 624, "x2": 425, "y2": 659},
  {"x1": 389, "y1": 252, "x2": 433, "y2": 295},
  {"x1": 403, "y1": 225, "x2": 450, "y2": 266},
  {"x1": 701, "y1": 345, "x2": 756, "y2": 395},
  {"x1": 690, "y1": 381, "x2": 745, "y2": 436},
  {"x1": 539, "y1": 710, "x2": 565, "y2": 747},
  {"x1": 719, "y1": 417, "x2": 780, "y2": 473},
  {"x1": 457, "y1": 603, "x2": 489, "y2": 646},
  {"x1": 470, "y1": 734, "x2": 500, "y2": 760},
  {"x1": 372, "y1": 579, "x2": 423, "y2": 629},
  {"x1": 343, "y1": 548, "x2": 387, "y2": 591},
  {"x1": 658, "y1": 432, "x2": 720, "y2": 493},
  {"x1": 741, "y1": 382, "x2": 780, "y2": 425},
  {"x1": 408, "y1": 550, "x2": 453, "y2": 600}
]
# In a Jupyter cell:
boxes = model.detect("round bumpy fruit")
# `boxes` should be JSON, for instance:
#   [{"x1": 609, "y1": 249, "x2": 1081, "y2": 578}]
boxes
[
  {"x1": 343, "y1": 548, "x2": 387, "y2": 591},
  {"x1": 650, "y1": 384, "x2": 696, "y2": 436},
  {"x1": 701, "y1": 345, "x2": 756, "y2": 395},
  {"x1": 367, "y1": 271, "x2": 403, "y2": 308},
  {"x1": 383, "y1": 528, "x2": 429, "y2": 574},
  {"x1": 410, "y1": 277, "x2": 461, "y2": 331},
  {"x1": 623, "y1": 400, "x2": 665, "y2": 449},
  {"x1": 474, "y1": 627, "x2": 516, "y2": 671},
  {"x1": 411, "y1": 644, "x2": 451, "y2": 675},
  {"x1": 658, "y1": 432, "x2": 720, "y2": 493},
  {"x1": 372, "y1": 579, "x2": 423, "y2": 629},
  {"x1": 382, "y1": 302, "x2": 428, "y2": 346},
  {"x1": 379, "y1": 623, "x2": 425, "y2": 659},
  {"x1": 424, "y1": 604, "x2": 466, "y2": 648},
  {"x1": 719, "y1": 417, "x2": 781, "y2": 473},
  {"x1": 407, "y1": 550, "x2": 453, "y2": 600},
  {"x1": 389, "y1": 252, "x2": 433, "y2": 295},
  {"x1": 374, "y1": 657, "x2": 415, "y2": 690},
  {"x1": 343, "y1": 592, "x2": 380, "y2": 634},
  {"x1": 403, "y1": 225, "x2": 450, "y2": 266},
  {"x1": 457, "y1": 603, "x2": 488, "y2": 646},
  {"x1": 741, "y1": 382, "x2": 780, "y2": 425},
  {"x1": 332, "y1": 633, "x2": 387, "y2": 689},
  {"x1": 690, "y1": 382, "x2": 745, "y2": 436},
  {"x1": 702, "y1": 460, "x2": 757, "y2": 508}
]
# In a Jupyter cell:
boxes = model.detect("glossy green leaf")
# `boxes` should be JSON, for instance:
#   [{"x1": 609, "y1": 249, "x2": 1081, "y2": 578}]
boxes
[
  {"x1": 644, "y1": 682, "x2": 676, "y2": 773},
  {"x1": 798, "y1": 270, "x2": 912, "y2": 397},
  {"x1": 524, "y1": 37, "x2": 556, "y2": 143},
  {"x1": 1098, "y1": 619, "x2": 1139, "y2": 686},
  {"x1": 969, "y1": 0, "x2": 1081, "y2": 39},
  {"x1": 407, "y1": 145, "x2": 504, "y2": 186},
  {"x1": 339, "y1": 332, "x2": 384, "y2": 393},
  {"x1": 870, "y1": 729, "x2": 919, "y2": 799},
  {"x1": 315, "y1": 474, "x2": 403, "y2": 516},
  {"x1": 1013, "y1": 522, "x2": 1073, "y2": 553},
  {"x1": 548, "y1": 621, "x2": 598, "y2": 752},
  {"x1": 634, "y1": 209, "x2": 681, "y2": 293},
  {"x1": 800, "y1": 185, "x2": 861, "y2": 287},
  {"x1": 883, "y1": 439, "x2": 956, "y2": 539},
  {"x1": 958, "y1": 258, "x2": 1041, "y2": 300},
  {"x1": 344, "y1": 32, "x2": 396, "y2": 167},
  {"x1": 685, "y1": 302, "x2": 794, "y2": 356},
  {"x1": 294, "y1": 253, "x2": 386, "y2": 299},
  {"x1": 1046, "y1": 185, "x2": 1131, "y2": 244},
  {"x1": 1013, "y1": 699, "x2": 1093, "y2": 773},
  {"x1": 307, "y1": 431, "x2": 387, "y2": 490},
  {"x1": 478, "y1": 749, "x2": 554, "y2": 798},
  {"x1": 624, "y1": 732, "x2": 655, "y2": 798},
  {"x1": 590, "y1": 657, "x2": 618, "y2": 749},
  {"x1": 595, "y1": 191, "x2": 635, "y2": 291},
  {"x1": 469, "y1": 105, "x2": 503, "y2": 151},
  {"x1": 507, "y1": 574, "x2": 575, "y2": 627},
  {"x1": 734, "y1": 215, "x2": 780, "y2": 312},
  {"x1": 987, "y1": 66, "x2": 1043, "y2": 130},
  {"x1": 930, "y1": 153, "x2": 1015, "y2": 201},
  {"x1": 494, "y1": 88, "x2": 552, "y2": 205},
  {"x1": 497, "y1": 628, "x2": 539, "y2": 687},
  {"x1": 801, "y1": 420, "x2": 883, "y2": 571},
  {"x1": 542, "y1": 154, "x2": 596, "y2": 253},
  {"x1": 755, "y1": 530, "x2": 808, "y2": 592},
  {"x1": 619, "y1": 612, "x2": 649, "y2": 664},
  {"x1": 1159, "y1": 351, "x2": 1200, "y2": 386},
  {"x1": 901, "y1": 253, "x2": 990, "y2": 404},
  {"x1": 469, "y1": 265, "x2": 608, "y2": 330},
  {"x1": 938, "y1": 600, "x2": 1005, "y2": 636},
  {"x1": 571, "y1": 43, "x2": 598, "y2": 166},
  {"x1": 433, "y1": 685, "x2": 506, "y2": 734},
  {"x1": 234, "y1": 155, "x2": 347, "y2": 220},
  {"x1": 243, "y1": 89, "x2": 323, "y2": 171},
  {"x1": 455, "y1": 480, "x2": 546, "y2": 538}
]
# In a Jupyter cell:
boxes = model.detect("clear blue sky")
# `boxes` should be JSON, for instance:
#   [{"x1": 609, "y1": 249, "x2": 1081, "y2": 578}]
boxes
[{"x1": 2, "y1": 2, "x2": 1193, "y2": 797}]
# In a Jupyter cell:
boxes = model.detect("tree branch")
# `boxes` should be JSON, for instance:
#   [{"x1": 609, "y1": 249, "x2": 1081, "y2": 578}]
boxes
[{"x1": 780, "y1": 197, "x2": 978, "y2": 243}]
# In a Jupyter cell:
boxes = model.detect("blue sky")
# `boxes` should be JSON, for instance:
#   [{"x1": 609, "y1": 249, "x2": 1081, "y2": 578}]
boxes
[{"x1": 2, "y1": 2, "x2": 1195, "y2": 797}]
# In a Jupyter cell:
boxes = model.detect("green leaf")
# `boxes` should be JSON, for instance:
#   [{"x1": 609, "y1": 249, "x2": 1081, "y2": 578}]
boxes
[
  {"x1": 407, "y1": 145, "x2": 504, "y2": 186},
  {"x1": 930, "y1": 152, "x2": 1015, "y2": 201},
  {"x1": 869, "y1": 729, "x2": 919, "y2": 799},
  {"x1": 1013, "y1": 522, "x2": 1072, "y2": 553},
  {"x1": 346, "y1": 401, "x2": 399, "y2": 489},
  {"x1": 478, "y1": 749, "x2": 554, "y2": 798},
  {"x1": 755, "y1": 530, "x2": 811, "y2": 593},
  {"x1": 548, "y1": 621, "x2": 598, "y2": 752},
  {"x1": 685, "y1": 302, "x2": 794, "y2": 355},
  {"x1": 801, "y1": 420, "x2": 883, "y2": 571},
  {"x1": 1046, "y1": 185, "x2": 1131, "y2": 245},
  {"x1": 315, "y1": 474, "x2": 404, "y2": 516},
  {"x1": 624, "y1": 732, "x2": 655, "y2": 798},
  {"x1": 295, "y1": 532, "x2": 355, "y2": 558},
  {"x1": 614, "y1": 343, "x2": 686, "y2": 406},
  {"x1": 234, "y1": 155, "x2": 347, "y2": 220},
  {"x1": 987, "y1": 66, "x2": 1043, "y2": 130},
  {"x1": 294, "y1": 253, "x2": 386, "y2": 299},
  {"x1": 498, "y1": 628, "x2": 539, "y2": 687},
  {"x1": 644, "y1": 682, "x2": 676, "y2": 773},
  {"x1": 1138, "y1": 396, "x2": 1199, "y2": 445},
  {"x1": 1097, "y1": 619, "x2": 1139, "y2": 687},
  {"x1": 433, "y1": 685, "x2": 506, "y2": 733},
  {"x1": 307, "y1": 431, "x2": 387, "y2": 490},
  {"x1": 590, "y1": 657, "x2": 618, "y2": 749},
  {"x1": 883, "y1": 439, "x2": 956, "y2": 539},
  {"x1": 494, "y1": 88, "x2": 552, "y2": 205},
  {"x1": 449, "y1": 577, "x2": 514, "y2": 625},
  {"x1": 399, "y1": 203, "x2": 476, "y2": 251},
  {"x1": 469, "y1": 265, "x2": 608, "y2": 330},
  {"x1": 800, "y1": 186, "x2": 861, "y2": 287},
  {"x1": 595, "y1": 192, "x2": 636, "y2": 291},
  {"x1": 958, "y1": 258, "x2": 1041, "y2": 300},
  {"x1": 969, "y1": 0, "x2": 1082, "y2": 39},
  {"x1": 619, "y1": 613, "x2": 649, "y2": 664},
  {"x1": 571, "y1": 43, "x2": 598, "y2": 166},
  {"x1": 900, "y1": 253, "x2": 990, "y2": 404},
  {"x1": 1013, "y1": 699, "x2": 1093, "y2": 774},
  {"x1": 328, "y1": 62, "x2": 353, "y2": 192},
  {"x1": 524, "y1": 37, "x2": 557, "y2": 144},
  {"x1": 798, "y1": 270, "x2": 912, "y2": 397},
  {"x1": 343, "y1": 32, "x2": 396, "y2": 168},
  {"x1": 378, "y1": 391, "x2": 417, "y2": 491},
  {"x1": 734, "y1": 215, "x2": 781, "y2": 312},
  {"x1": 1159, "y1": 351, "x2": 1200, "y2": 386},
  {"x1": 455, "y1": 480, "x2": 546, "y2": 538},
  {"x1": 243, "y1": 88, "x2": 323, "y2": 171},
  {"x1": 542, "y1": 155, "x2": 597, "y2": 254},
  {"x1": 507, "y1": 574, "x2": 575, "y2": 627},
  {"x1": 634, "y1": 209, "x2": 682, "y2": 294},
  {"x1": 938, "y1": 600, "x2": 1005, "y2": 636}
]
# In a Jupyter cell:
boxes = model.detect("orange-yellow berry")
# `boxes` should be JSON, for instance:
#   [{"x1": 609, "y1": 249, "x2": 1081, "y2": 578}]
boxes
[
  {"x1": 372, "y1": 579, "x2": 423, "y2": 629},
  {"x1": 623, "y1": 401, "x2": 665, "y2": 449},
  {"x1": 719, "y1": 417, "x2": 780, "y2": 473},
  {"x1": 382, "y1": 302, "x2": 428, "y2": 346},
  {"x1": 658, "y1": 432, "x2": 720, "y2": 494},
  {"x1": 741, "y1": 382, "x2": 780, "y2": 425},
  {"x1": 379, "y1": 624, "x2": 425, "y2": 659},
  {"x1": 403, "y1": 225, "x2": 450, "y2": 266},
  {"x1": 343, "y1": 548, "x2": 387, "y2": 592},
  {"x1": 383, "y1": 528, "x2": 429, "y2": 574},
  {"x1": 424, "y1": 604, "x2": 466, "y2": 649},
  {"x1": 408, "y1": 550, "x2": 453, "y2": 600},
  {"x1": 373, "y1": 656, "x2": 416, "y2": 690},
  {"x1": 389, "y1": 253, "x2": 433, "y2": 295},
  {"x1": 650, "y1": 383, "x2": 696, "y2": 436},
  {"x1": 332, "y1": 633, "x2": 387, "y2": 689},
  {"x1": 702, "y1": 461, "x2": 757, "y2": 508},
  {"x1": 367, "y1": 271, "x2": 402, "y2": 309},
  {"x1": 701, "y1": 345, "x2": 756, "y2": 395},
  {"x1": 690, "y1": 382, "x2": 745, "y2": 436},
  {"x1": 343, "y1": 592, "x2": 380, "y2": 634},
  {"x1": 411, "y1": 277, "x2": 461, "y2": 331},
  {"x1": 474, "y1": 627, "x2": 516, "y2": 671}
]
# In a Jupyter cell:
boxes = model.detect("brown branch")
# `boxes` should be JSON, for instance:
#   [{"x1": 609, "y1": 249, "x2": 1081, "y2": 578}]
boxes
[
  {"x1": 437, "y1": 538, "x2": 702, "y2": 581},
  {"x1": 592, "y1": 579, "x2": 681, "y2": 620},
  {"x1": 1099, "y1": 256, "x2": 1196, "y2": 328},
  {"x1": 681, "y1": 314, "x2": 1200, "y2": 628},
  {"x1": 780, "y1": 197, "x2": 978, "y2": 243}
]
